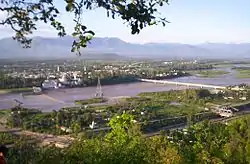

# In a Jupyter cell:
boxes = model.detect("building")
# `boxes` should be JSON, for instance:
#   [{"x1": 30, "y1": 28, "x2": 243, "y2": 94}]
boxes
[{"x1": 42, "y1": 79, "x2": 58, "y2": 89}]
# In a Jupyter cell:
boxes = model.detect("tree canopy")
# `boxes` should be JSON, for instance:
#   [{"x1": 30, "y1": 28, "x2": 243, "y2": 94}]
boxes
[
  {"x1": 0, "y1": 0, "x2": 169, "y2": 55},
  {"x1": 2, "y1": 114, "x2": 250, "y2": 164}
]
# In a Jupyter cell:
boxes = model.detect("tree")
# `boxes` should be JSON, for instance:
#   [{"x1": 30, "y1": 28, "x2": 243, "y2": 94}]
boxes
[
  {"x1": 224, "y1": 118, "x2": 250, "y2": 164},
  {"x1": 196, "y1": 89, "x2": 212, "y2": 99},
  {"x1": 106, "y1": 113, "x2": 141, "y2": 145},
  {"x1": 65, "y1": 113, "x2": 156, "y2": 164},
  {"x1": 0, "y1": 0, "x2": 170, "y2": 55},
  {"x1": 71, "y1": 121, "x2": 81, "y2": 135}
]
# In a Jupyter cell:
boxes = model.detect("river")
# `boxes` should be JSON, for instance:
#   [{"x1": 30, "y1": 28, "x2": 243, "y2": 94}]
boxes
[{"x1": 0, "y1": 66, "x2": 249, "y2": 112}]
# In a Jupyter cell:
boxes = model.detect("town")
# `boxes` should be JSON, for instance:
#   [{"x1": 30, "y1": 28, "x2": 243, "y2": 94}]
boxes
[{"x1": 0, "y1": 59, "x2": 213, "y2": 92}]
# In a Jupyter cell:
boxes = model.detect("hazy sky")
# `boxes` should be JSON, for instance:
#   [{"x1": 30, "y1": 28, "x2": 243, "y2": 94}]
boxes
[{"x1": 0, "y1": 0, "x2": 249, "y2": 43}]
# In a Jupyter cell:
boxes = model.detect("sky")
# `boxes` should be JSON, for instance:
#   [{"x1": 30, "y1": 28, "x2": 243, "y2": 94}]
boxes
[{"x1": 0, "y1": 0, "x2": 250, "y2": 44}]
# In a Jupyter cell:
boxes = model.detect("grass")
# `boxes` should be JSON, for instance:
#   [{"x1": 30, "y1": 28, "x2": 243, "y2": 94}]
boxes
[
  {"x1": 189, "y1": 70, "x2": 230, "y2": 78},
  {"x1": 0, "y1": 110, "x2": 11, "y2": 130},
  {"x1": 0, "y1": 109, "x2": 11, "y2": 116},
  {"x1": 0, "y1": 132, "x2": 19, "y2": 145},
  {"x1": 0, "y1": 87, "x2": 33, "y2": 94},
  {"x1": 75, "y1": 97, "x2": 108, "y2": 105},
  {"x1": 235, "y1": 69, "x2": 250, "y2": 78}
]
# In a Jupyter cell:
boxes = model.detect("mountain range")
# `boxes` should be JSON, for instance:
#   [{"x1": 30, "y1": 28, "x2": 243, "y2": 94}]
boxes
[{"x1": 0, "y1": 36, "x2": 249, "y2": 60}]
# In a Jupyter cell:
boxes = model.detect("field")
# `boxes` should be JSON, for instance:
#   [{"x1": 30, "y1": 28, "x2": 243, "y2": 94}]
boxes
[
  {"x1": 235, "y1": 69, "x2": 250, "y2": 78},
  {"x1": 189, "y1": 70, "x2": 229, "y2": 78}
]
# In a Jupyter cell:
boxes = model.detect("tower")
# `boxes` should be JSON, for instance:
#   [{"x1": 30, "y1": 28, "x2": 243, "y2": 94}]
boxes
[{"x1": 95, "y1": 77, "x2": 103, "y2": 98}]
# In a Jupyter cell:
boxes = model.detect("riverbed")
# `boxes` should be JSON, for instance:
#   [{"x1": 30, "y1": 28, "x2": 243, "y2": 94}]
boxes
[{"x1": 0, "y1": 66, "x2": 249, "y2": 112}]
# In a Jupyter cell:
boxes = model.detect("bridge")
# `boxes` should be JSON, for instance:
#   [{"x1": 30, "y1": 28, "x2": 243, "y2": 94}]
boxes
[{"x1": 139, "y1": 79, "x2": 226, "y2": 90}]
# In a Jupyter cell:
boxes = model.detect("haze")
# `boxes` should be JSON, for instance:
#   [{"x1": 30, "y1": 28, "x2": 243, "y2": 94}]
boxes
[{"x1": 0, "y1": 0, "x2": 250, "y2": 44}]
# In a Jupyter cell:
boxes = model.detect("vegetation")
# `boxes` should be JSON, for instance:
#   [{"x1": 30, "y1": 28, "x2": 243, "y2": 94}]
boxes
[
  {"x1": 209, "y1": 60, "x2": 250, "y2": 67},
  {"x1": 2, "y1": 114, "x2": 250, "y2": 164},
  {"x1": 214, "y1": 63, "x2": 234, "y2": 68},
  {"x1": 0, "y1": 132, "x2": 19, "y2": 145},
  {"x1": 233, "y1": 67, "x2": 250, "y2": 78},
  {"x1": 190, "y1": 70, "x2": 229, "y2": 78},
  {"x1": 75, "y1": 98, "x2": 107, "y2": 105},
  {"x1": 0, "y1": 71, "x2": 45, "y2": 90},
  {"x1": 0, "y1": 110, "x2": 11, "y2": 116},
  {"x1": 0, "y1": 87, "x2": 33, "y2": 94},
  {"x1": 3, "y1": 88, "x2": 250, "y2": 135},
  {"x1": 1, "y1": 85, "x2": 249, "y2": 163}
]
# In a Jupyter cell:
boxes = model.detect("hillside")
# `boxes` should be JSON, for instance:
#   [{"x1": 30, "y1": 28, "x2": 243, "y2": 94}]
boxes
[{"x1": 0, "y1": 36, "x2": 249, "y2": 60}]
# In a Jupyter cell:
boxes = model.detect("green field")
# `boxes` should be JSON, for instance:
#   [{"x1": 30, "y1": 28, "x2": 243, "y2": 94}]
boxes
[
  {"x1": 189, "y1": 70, "x2": 230, "y2": 78},
  {"x1": 75, "y1": 97, "x2": 108, "y2": 105},
  {"x1": 0, "y1": 87, "x2": 33, "y2": 94},
  {"x1": 235, "y1": 69, "x2": 250, "y2": 78}
]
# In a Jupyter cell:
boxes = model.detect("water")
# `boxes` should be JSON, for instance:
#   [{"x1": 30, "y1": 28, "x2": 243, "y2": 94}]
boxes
[
  {"x1": 170, "y1": 66, "x2": 249, "y2": 86},
  {"x1": 0, "y1": 83, "x2": 188, "y2": 112},
  {"x1": 0, "y1": 66, "x2": 249, "y2": 112}
]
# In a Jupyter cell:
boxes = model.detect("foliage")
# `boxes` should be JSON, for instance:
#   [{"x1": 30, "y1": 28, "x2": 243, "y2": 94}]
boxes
[
  {"x1": 75, "y1": 97, "x2": 107, "y2": 105},
  {"x1": 196, "y1": 89, "x2": 212, "y2": 99},
  {"x1": 0, "y1": 75, "x2": 45, "y2": 90},
  {"x1": 3, "y1": 114, "x2": 250, "y2": 164},
  {"x1": 0, "y1": 132, "x2": 19, "y2": 145},
  {"x1": 0, "y1": 0, "x2": 170, "y2": 55},
  {"x1": 223, "y1": 118, "x2": 250, "y2": 163},
  {"x1": 106, "y1": 114, "x2": 140, "y2": 145}
]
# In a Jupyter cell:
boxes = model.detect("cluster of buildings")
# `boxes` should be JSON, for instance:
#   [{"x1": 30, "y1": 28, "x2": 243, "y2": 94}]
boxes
[{"x1": 42, "y1": 72, "x2": 84, "y2": 89}]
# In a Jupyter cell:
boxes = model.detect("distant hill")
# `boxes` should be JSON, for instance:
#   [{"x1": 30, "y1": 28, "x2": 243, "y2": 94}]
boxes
[
  {"x1": 0, "y1": 36, "x2": 249, "y2": 60},
  {"x1": 0, "y1": 36, "x2": 126, "y2": 60}
]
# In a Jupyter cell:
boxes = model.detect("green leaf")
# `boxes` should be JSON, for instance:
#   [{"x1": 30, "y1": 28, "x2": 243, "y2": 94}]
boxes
[
  {"x1": 72, "y1": 32, "x2": 78, "y2": 37},
  {"x1": 81, "y1": 25, "x2": 87, "y2": 31},
  {"x1": 65, "y1": 4, "x2": 73, "y2": 12},
  {"x1": 139, "y1": 22, "x2": 143, "y2": 29},
  {"x1": 33, "y1": 16, "x2": 38, "y2": 21},
  {"x1": 85, "y1": 30, "x2": 95, "y2": 36}
]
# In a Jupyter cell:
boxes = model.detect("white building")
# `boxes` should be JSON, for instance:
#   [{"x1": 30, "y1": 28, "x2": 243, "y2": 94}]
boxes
[{"x1": 42, "y1": 79, "x2": 58, "y2": 89}]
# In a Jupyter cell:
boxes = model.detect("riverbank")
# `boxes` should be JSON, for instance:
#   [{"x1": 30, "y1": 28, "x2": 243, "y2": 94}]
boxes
[
  {"x1": 0, "y1": 88, "x2": 33, "y2": 94},
  {"x1": 1, "y1": 73, "x2": 250, "y2": 112},
  {"x1": 188, "y1": 70, "x2": 230, "y2": 78},
  {"x1": 0, "y1": 75, "x2": 184, "y2": 95}
]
